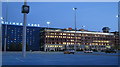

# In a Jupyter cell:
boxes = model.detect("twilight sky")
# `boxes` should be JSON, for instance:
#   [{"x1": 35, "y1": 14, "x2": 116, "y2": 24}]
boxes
[{"x1": 2, "y1": 2, "x2": 118, "y2": 32}]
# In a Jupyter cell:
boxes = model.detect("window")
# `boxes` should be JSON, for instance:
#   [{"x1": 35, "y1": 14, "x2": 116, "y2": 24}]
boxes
[
  {"x1": 71, "y1": 34, "x2": 74, "y2": 36},
  {"x1": 63, "y1": 33, "x2": 66, "y2": 35},
  {"x1": 63, "y1": 42, "x2": 66, "y2": 44}
]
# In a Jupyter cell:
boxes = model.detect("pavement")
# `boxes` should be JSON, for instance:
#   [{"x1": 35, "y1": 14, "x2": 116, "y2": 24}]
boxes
[{"x1": 1, "y1": 51, "x2": 120, "y2": 65}]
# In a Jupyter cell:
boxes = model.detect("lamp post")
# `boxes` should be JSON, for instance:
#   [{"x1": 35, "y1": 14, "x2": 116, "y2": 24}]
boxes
[
  {"x1": 46, "y1": 22, "x2": 50, "y2": 52},
  {"x1": 47, "y1": 22, "x2": 50, "y2": 28},
  {"x1": 0, "y1": 17, "x2": 3, "y2": 51},
  {"x1": 4, "y1": 0, "x2": 8, "y2": 52},
  {"x1": 73, "y1": 8, "x2": 77, "y2": 51},
  {"x1": 118, "y1": 1, "x2": 120, "y2": 48},
  {"x1": 22, "y1": 0, "x2": 30, "y2": 57}
]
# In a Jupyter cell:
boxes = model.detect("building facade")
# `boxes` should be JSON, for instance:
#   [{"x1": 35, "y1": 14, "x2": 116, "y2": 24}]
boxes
[
  {"x1": 40, "y1": 28, "x2": 116, "y2": 51},
  {"x1": 2, "y1": 24, "x2": 41, "y2": 51},
  {"x1": 111, "y1": 31, "x2": 119, "y2": 49},
  {"x1": 2, "y1": 24, "x2": 119, "y2": 51}
]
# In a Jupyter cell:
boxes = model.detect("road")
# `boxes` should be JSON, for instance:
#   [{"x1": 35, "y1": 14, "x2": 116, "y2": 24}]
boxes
[{"x1": 1, "y1": 51, "x2": 119, "y2": 65}]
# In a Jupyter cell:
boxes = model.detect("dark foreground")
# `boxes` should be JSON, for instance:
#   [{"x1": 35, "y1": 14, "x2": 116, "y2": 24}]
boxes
[{"x1": 2, "y1": 51, "x2": 120, "y2": 65}]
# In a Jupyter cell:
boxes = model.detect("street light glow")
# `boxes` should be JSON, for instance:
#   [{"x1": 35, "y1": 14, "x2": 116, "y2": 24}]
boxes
[
  {"x1": 47, "y1": 22, "x2": 50, "y2": 25},
  {"x1": 34, "y1": 24, "x2": 37, "y2": 26},
  {"x1": 28, "y1": 24, "x2": 30, "y2": 26},
  {"x1": 16, "y1": 23, "x2": 19, "y2": 25},
  {"x1": 73, "y1": 8, "x2": 77, "y2": 11},
  {"x1": 31, "y1": 24, "x2": 34, "y2": 26},
  {"x1": 116, "y1": 15, "x2": 118, "y2": 18},
  {"x1": 9, "y1": 22, "x2": 12, "y2": 24},
  {"x1": 38, "y1": 24, "x2": 40, "y2": 27},
  {"x1": 13, "y1": 22, "x2": 15, "y2": 25},
  {"x1": 0, "y1": 17, "x2": 4, "y2": 20},
  {"x1": 20, "y1": 23, "x2": 23, "y2": 25},
  {"x1": 1, "y1": 21, "x2": 4, "y2": 24}
]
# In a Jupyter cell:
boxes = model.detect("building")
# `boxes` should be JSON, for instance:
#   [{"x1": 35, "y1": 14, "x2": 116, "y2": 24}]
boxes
[
  {"x1": 40, "y1": 28, "x2": 116, "y2": 51},
  {"x1": 2, "y1": 24, "x2": 119, "y2": 51},
  {"x1": 111, "y1": 31, "x2": 119, "y2": 49},
  {"x1": 2, "y1": 24, "x2": 41, "y2": 51}
]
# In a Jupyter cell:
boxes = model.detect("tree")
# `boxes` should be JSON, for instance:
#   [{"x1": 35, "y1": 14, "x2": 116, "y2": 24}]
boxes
[
  {"x1": 17, "y1": 43, "x2": 22, "y2": 51},
  {"x1": 9, "y1": 43, "x2": 16, "y2": 51}
]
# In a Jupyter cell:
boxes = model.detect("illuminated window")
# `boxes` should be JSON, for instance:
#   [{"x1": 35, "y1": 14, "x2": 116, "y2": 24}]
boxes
[
  {"x1": 63, "y1": 36, "x2": 66, "y2": 38},
  {"x1": 77, "y1": 37, "x2": 81, "y2": 39},
  {"x1": 63, "y1": 42, "x2": 66, "y2": 44},
  {"x1": 55, "y1": 45, "x2": 58, "y2": 47},
  {"x1": 71, "y1": 43, "x2": 75, "y2": 44},
  {"x1": 71, "y1": 34, "x2": 74, "y2": 36},
  {"x1": 67, "y1": 42, "x2": 70, "y2": 44},
  {"x1": 71, "y1": 40, "x2": 74, "y2": 41},
  {"x1": 49, "y1": 45, "x2": 54, "y2": 47},
  {"x1": 79, "y1": 34, "x2": 81, "y2": 36},
  {"x1": 50, "y1": 33, "x2": 54, "y2": 35},
  {"x1": 63, "y1": 33, "x2": 66, "y2": 35},
  {"x1": 59, "y1": 42, "x2": 61, "y2": 44},
  {"x1": 59, "y1": 46, "x2": 62, "y2": 47},
  {"x1": 95, "y1": 43, "x2": 98, "y2": 45},
  {"x1": 67, "y1": 34, "x2": 70, "y2": 35},
  {"x1": 59, "y1": 36, "x2": 62, "y2": 38},
  {"x1": 59, "y1": 33, "x2": 62, "y2": 35},
  {"x1": 67, "y1": 37, "x2": 70, "y2": 38}
]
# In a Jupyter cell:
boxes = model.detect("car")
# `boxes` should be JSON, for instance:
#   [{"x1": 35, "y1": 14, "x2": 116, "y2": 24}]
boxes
[
  {"x1": 101, "y1": 50, "x2": 106, "y2": 52},
  {"x1": 64, "y1": 49, "x2": 75, "y2": 54},
  {"x1": 92, "y1": 49, "x2": 98, "y2": 52},
  {"x1": 105, "y1": 49, "x2": 117, "y2": 53},
  {"x1": 84, "y1": 50, "x2": 93, "y2": 53}
]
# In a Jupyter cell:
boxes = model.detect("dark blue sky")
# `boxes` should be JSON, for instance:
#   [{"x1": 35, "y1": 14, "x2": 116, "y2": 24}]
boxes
[{"x1": 2, "y1": 2, "x2": 118, "y2": 32}]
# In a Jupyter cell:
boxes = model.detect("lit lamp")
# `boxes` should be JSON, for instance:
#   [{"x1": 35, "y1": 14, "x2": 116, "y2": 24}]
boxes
[
  {"x1": 0, "y1": 17, "x2": 4, "y2": 52},
  {"x1": 73, "y1": 8, "x2": 77, "y2": 11},
  {"x1": 47, "y1": 22, "x2": 50, "y2": 28},
  {"x1": 45, "y1": 21, "x2": 51, "y2": 52},
  {"x1": 1, "y1": 17, "x2": 4, "y2": 20}
]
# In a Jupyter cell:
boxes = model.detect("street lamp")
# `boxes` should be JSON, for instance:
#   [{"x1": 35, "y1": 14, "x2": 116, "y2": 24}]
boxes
[
  {"x1": 73, "y1": 8, "x2": 77, "y2": 51},
  {"x1": 0, "y1": 17, "x2": 3, "y2": 51},
  {"x1": 4, "y1": 0, "x2": 8, "y2": 52},
  {"x1": 118, "y1": 1, "x2": 120, "y2": 48},
  {"x1": 45, "y1": 22, "x2": 50, "y2": 52},
  {"x1": 47, "y1": 22, "x2": 50, "y2": 28},
  {"x1": 22, "y1": 0, "x2": 30, "y2": 57}
]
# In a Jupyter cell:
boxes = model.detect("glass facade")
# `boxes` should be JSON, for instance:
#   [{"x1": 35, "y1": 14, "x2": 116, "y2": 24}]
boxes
[{"x1": 2, "y1": 24, "x2": 41, "y2": 51}]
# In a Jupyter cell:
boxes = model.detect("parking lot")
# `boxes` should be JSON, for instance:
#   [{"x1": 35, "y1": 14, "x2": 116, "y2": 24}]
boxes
[{"x1": 2, "y1": 51, "x2": 119, "y2": 65}]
